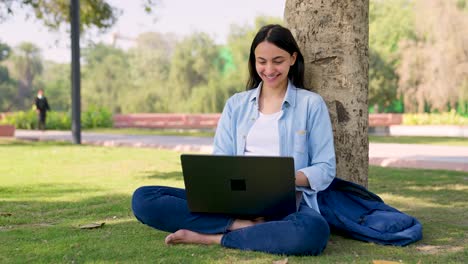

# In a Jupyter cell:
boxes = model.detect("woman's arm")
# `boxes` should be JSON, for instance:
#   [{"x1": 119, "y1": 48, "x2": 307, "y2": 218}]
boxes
[
  {"x1": 296, "y1": 97, "x2": 336, "y2": 193},
  {"x1": 212, "y1": 96, "x2": 236, "y2": 155}
]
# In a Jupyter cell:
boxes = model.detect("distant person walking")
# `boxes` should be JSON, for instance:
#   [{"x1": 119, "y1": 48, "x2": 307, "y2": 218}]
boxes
[{"x1": 34, "y1": 89, "x2": 50, "y2": 130}]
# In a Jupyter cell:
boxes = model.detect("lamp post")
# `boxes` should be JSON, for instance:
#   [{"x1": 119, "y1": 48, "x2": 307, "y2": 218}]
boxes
[{"x1": 70, "y1": 0, "x2": 81, "y2": 144}]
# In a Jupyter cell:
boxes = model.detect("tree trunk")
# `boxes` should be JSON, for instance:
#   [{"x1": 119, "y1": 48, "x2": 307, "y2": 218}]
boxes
[{"x1": 285, "y1": 0, "x2": 369, "y2": 186}]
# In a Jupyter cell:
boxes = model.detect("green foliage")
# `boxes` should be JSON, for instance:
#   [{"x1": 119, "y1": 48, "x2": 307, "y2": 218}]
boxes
[
  {"x1": 81, "y1": 105, "x2": 113, "y2": 128},
  {"x1": 0, "y1": 109, "x2": 36, "y2": 129},
  {"x1": 46, "y1": 111, "x2": 71, "y2": 129},
  {"x1": 0, "y1": 0, "x2": 117, "y2": 32},
  {"x1": 403, "y1": 110, "x2": 468, "y2": 125},
  {"x1": 35, "y1": 61, "x2": 71, "y2": 111},
  {"x1": 369, "y1": 0, "x2": 416, "y2": 112},
  {"x1": 6, "y1": 42, "x2": 43, "y2": 110},
  {"x1": 0, "y1": 41, "x2": 17, "y2": 112},
  {"x1": 368, "y1": 48, "x2": 398, "y2": 111},
  {"x1": 82, "y1": 43, "x2": 132, "y2": 113},
  {"x1": 0, "y1": 107, "x2": 112, "y2": 129},
  {"x1": 167, "y1": 33, "x2": 224, "y2": 112}
]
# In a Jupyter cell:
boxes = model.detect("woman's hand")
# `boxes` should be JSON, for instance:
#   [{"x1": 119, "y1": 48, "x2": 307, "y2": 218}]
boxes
[{"x1": 295, "y1": 171, "x2": 309, "y2": 187}]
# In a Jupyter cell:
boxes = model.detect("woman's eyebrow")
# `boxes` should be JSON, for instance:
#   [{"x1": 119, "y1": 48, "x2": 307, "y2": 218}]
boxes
[{"x1": 256, "y1": 56, "x2": 286, "y2": 60}]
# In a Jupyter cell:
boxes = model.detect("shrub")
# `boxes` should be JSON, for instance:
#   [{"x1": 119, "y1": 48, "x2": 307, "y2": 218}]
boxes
[
  {"x1": 82, "y1": 106, "x2": 113, "y2": 129},
  {"x1": 403, "y1": 110, "x2": 468, "y2": 125},
  {"x1": 0, "y1": 107, "x2": 113, "y2": 130},
  {"x1": 0, "y1": 110, "x2": 36, "y2": 129}
]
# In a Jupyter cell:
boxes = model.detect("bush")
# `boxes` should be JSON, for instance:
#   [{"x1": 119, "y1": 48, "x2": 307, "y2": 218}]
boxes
[
  {"x1": 0, "y1": 110, "x2": 36, "y2": 129},
  {"x1": 403, "y1": 110, "x2": 468, "y2": 125},
  {"x1": 82, "y1": 106, "x2": 113, "y2": 129},
  {"x1": 47, "y1": 111, "x2": 71, "y2": 130},
  {"x1": 0, "y1": 107, "x2": 113, "y2": 130}
]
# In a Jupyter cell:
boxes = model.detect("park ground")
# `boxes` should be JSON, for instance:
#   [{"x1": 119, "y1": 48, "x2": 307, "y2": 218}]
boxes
[{"x1": 0, "y1": 138, "x2": 467, "y2": 263}]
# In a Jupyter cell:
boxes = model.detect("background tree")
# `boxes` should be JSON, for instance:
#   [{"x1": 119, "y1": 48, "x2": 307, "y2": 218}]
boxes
[
  {"x1": 7, "y1": 42, "x2": 43, "y2": 109},
  {"x1": 124, "y1": 32, "x2": 177, "y2": 113},
  {"x1": 81, "y1": 43, "x2": 131, "y2": 113},
  {"x1": 35, "y1": 61, "x2": 71, "y2": 111},
  {"x1": 0, "y1": 41, "x2": 16, "y2": 111},
  {"x1": 397, "y1": 0, "x2": 468, "y2": 113},
  {"x1": 368, "y1": 0, "x2": 415, "y2": 113},
  {"x1": 0, "y1": 0, "x2": 157, "y2": 32},
  {"x1": 167, "y1": 32, "x2": 223, "y2": 112},
  {"x1": 285, "y1": 0, "x2": 369, "y2": 186}
]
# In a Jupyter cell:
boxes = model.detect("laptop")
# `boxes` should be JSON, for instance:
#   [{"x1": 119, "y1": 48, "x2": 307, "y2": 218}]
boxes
[{"x1": 180, "y1": 154, "x2": 297, "y2": 217}]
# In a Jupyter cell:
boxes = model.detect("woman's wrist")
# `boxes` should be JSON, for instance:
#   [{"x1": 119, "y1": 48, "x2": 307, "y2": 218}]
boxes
[{"x1": 295, "y1": 171, "x2": 310, "y2": 187}]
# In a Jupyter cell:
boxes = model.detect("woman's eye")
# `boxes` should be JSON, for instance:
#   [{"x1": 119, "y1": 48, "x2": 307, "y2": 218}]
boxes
[{"x1": 274, "y1": 60, "x2": 285, "y2": 64}]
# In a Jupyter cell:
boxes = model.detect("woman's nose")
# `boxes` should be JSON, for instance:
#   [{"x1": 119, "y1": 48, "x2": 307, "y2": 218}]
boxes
[{"x1": 264, "y1": 62, "x2": 274, "y2": 73}]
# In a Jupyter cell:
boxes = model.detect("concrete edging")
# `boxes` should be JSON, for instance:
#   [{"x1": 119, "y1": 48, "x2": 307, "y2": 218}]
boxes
[{"x1": 389, "y1": 125, "x2": 468, "y2": 138}]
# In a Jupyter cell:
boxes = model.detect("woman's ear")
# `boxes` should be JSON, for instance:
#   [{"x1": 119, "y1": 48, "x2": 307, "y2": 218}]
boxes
[{"x1": 290, "y1": 52, "x2": 298, "y2": 66}]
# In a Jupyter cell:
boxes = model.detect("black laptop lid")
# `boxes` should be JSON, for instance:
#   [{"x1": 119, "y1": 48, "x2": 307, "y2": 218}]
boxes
[{"x1": 180, "y1": 154, "x2": 296, "y2": 217}]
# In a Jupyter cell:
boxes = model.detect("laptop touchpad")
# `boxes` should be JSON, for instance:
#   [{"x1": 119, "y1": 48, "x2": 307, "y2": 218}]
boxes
[{"x1": 231, "y1": 179, "x2": 246, "y2": 191}]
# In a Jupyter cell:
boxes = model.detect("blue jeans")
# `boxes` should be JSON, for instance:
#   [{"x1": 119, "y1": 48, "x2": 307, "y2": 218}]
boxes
[{"x1": 132, "y1": 186, "x2": 330, "y2": 256}]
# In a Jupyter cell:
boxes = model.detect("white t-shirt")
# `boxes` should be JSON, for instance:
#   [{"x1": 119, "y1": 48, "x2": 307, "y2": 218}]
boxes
[{"x1": 244, "y1": 111, "x2": 283, "y2": 156}]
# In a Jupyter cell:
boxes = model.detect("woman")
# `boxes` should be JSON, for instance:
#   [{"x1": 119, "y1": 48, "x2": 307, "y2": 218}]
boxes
[{"x1": 132, "y1": 24, "x2": 336, "y2": 256}]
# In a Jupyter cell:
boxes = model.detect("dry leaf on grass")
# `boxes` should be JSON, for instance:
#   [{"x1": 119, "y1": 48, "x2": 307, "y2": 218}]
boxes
[
  {"x1": 372, "y1": 261, "x2": 400, "y2": 264},
  {"x1": 79, "y1": 222, "x2": 105, "y2": 229},
  {"x1": 273, "y1": 258, "x2": 288, "y2": 264},
  {"x1": 0, "y1": 212, "x2": 12, "y2": 217}
]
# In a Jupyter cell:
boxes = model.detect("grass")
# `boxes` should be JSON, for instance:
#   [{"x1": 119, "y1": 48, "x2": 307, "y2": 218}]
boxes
[
  {"x1": 87, "y1": 128, "x2": 468, "y2": 146},
  {"x1": 0, "y1": 139, "x2": 467, "y2": 263},
  {"x1": 86, "y1": 128, "x2": 216, "y2": 137},
  {"x1": 369, "y1": 135, "x2": 468, "y2": 146}
]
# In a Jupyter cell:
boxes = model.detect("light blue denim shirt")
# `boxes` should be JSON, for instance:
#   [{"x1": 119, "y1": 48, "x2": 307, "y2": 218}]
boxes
[{"x1": 213, "y1": 81, "x2": 336, "y2": 213}]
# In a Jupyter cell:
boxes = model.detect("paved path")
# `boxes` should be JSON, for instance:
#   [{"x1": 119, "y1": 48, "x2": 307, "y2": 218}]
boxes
[{"x1": 13, "y1": 130, "x2": 468, "y2": 173}]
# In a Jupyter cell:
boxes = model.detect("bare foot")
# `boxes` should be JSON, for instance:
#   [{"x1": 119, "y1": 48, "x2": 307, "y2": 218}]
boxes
[
  {"x1": 165, "y1": 229, "x2": 222, "y2": 245},
  {"x1": 228, "y1": 217, "x2": 265, "y2": 231}
]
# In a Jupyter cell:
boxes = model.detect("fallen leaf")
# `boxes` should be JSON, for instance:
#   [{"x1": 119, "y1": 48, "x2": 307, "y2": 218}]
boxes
[
  {"x1": 372, "y1": 261, "x2": 400, "y2": 264},
  {"x1": 79, "y1": 222, "x2": 105, "y2": 229},
  {"x1": 273, "y1": 258, "x2": 288, "y2": 264},
  {"x1": 0, "y1": 212, "x2": 12, "y2": 217},
  {"x1": 416, "y1": 245, "x2": 464, "y2": 254}
]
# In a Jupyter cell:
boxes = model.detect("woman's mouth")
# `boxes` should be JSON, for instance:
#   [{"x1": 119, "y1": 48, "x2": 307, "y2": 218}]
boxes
[{"x1": 264, "y1": 73, "x2": 279, "y2": 81}]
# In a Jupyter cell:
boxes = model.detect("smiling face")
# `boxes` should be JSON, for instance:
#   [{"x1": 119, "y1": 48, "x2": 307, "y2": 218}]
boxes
[{"x1": 254, "y1": 41, "x2": 297, "y2": 91}]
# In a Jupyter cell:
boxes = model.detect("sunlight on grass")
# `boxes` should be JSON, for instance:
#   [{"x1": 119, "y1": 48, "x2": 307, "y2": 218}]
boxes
[
  {"x1": 406, "y1": 184, "x2": 468, "y2": 191},
  {"x1": 1, "y1": 140, "x2": 467, "y2": 263},
  {"x1": 379, "y1": 193, "x2": 463, "y2": 210},
  {"x1": 369, "y1": 135, "x2": 468, "y2": 146}
]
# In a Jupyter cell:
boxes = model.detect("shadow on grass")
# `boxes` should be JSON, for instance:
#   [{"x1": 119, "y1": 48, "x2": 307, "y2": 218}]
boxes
[
  {"x1": 369, "y1": 166, "x2": 468, "y2": 205},
  {"x1": 0, "y1": 183, "x2": 102, "y2": 199},
  {"x1": 2, "y1": 195, "x2": 465, "y2": 263},
  {"x1": 0, "y1": 190, "x2": 272, "y2": 263},
  {"x1": 141, "y1": 170, "x2": 183, "y2": 181},
  {"x1": 0, "y1": 218, "x2": 277, "y2": 263},
  {"x1": 0, "y1": 165, "x2": 467, "y2": 263},
  {"x1": 0, "y1": 192, "x2": 133, "y2": 227},
  {"x1": 0, "y1": 139, "x2": 73, "y2": 147},
  {"x1": 367, "y1": 166, "x2": 467, "y2": 248}
]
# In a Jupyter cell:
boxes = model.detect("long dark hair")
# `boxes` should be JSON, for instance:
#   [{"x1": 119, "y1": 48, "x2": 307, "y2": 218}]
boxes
[{"x1": 246, "y1": 24, "x2": 306, "y2": 90}]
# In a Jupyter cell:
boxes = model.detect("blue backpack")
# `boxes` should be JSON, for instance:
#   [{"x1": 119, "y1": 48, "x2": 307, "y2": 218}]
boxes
[{"x1": 317, "y1": 177, "x2": 423, "y2": 246}]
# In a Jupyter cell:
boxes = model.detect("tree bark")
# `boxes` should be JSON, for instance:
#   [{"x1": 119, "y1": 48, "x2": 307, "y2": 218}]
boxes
[{"x1": 285, "y1": 0, "x2": 369, "y2": 186}]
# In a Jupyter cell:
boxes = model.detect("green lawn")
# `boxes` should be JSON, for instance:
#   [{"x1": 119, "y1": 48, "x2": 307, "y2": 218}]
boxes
[
  {"x1": 87, "y1": 128, "x2": 468, "y2": 146},
  {"x1": 1, "y1": 139, "x2": 466, "y2": 263},
  {"x1": 369, "y1": 135, "x2": 468, "y2": 146},
  {"x1": 87, "y1": 128, "x2": 216, "y2": 137}
]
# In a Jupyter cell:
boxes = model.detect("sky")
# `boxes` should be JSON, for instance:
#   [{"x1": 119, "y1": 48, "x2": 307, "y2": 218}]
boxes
[{"x1": 0, "y1": 0, "x2": 285, "y2": 63}]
